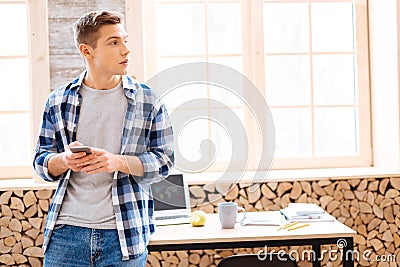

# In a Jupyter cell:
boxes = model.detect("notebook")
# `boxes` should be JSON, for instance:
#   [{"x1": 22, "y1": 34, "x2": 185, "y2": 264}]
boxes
[
  {"x1": 287, "y1": 203, "x2": 325, "y2": 215},
  {"x1": 151, "y1": 174, "x2": 191, "y2": 226},
  {"x1": 280, "y1": 208, "x2": 335, "y2": 222},
  {"x1": 280, "y1": 203, "x2": 335, "y2": 223}
]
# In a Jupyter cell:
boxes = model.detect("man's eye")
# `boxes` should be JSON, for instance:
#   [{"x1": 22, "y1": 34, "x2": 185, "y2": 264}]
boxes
[{"x1": 111, "y1": 41, "x2": 117, "y2": 45}]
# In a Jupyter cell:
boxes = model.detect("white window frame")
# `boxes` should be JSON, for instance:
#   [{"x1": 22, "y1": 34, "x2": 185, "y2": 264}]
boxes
[
  {"x1": 368, "y1": 0, "x2": 400, "y2": 170},
  {"x1": 28, "y1": 0, "x2": 51, "y2": 182},
  {"x1": 255, "y1": 0, "x2": 371, "y2": 169},
  {"x1": 126, "y1": 0, "x2": 374, "y2": 172},
  {"x1": 0, "y1": 0, "x2": 50, "y2": 179}
]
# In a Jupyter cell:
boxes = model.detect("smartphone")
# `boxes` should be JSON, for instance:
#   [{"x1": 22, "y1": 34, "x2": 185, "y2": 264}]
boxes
[{"x1": 70, "y1": 146, "x2": 92, "y2": 155}]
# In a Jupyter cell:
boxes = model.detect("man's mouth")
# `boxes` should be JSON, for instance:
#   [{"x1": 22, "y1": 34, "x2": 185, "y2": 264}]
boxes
[{"x1": 120, "y1": 59, "x2": 129, "y2": 64}]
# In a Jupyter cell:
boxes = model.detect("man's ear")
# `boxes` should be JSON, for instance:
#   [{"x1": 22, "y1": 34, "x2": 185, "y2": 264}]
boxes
[{"x1": 79, "y1": 44, "x2": 92, "y2": 58}]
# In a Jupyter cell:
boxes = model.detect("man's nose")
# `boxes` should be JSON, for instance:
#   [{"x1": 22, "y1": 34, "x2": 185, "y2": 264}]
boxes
[{"x1": 122, "y1": 43, "x2": 131, "y2": 55}]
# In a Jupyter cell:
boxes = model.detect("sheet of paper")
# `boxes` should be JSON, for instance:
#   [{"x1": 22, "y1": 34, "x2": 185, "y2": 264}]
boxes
[{"x1": 240, "y1": 212, "x2": 284, "y2": 226}]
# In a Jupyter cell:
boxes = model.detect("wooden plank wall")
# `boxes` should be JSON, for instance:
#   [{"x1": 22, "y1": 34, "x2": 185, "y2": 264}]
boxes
[{"x1": 48, "y1": 0, "x2": 125, "y2": 90}]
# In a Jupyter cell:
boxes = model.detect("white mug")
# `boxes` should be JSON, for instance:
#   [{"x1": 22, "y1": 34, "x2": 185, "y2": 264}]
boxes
[{"x1": 218, "y1": 202, "x2": 247, "y2": 229}]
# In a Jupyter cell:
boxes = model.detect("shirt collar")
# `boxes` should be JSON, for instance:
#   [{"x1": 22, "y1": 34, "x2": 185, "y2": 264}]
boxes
[
  {"x1": 121, "y1": 74, "x2": 139, "y2": 100},
  {"x1": 70, "y1": 71, "x2": 86, "y2": 90}
]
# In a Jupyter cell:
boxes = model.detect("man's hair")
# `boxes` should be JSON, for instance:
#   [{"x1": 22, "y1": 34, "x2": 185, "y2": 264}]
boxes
[{"x1": 74, "y1": 10, "x2": 124, "y2": 50}]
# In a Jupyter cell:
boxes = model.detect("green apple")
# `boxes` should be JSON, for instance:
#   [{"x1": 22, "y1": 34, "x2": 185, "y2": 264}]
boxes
[{"x1": 190, "y1": 210, "x2": 207, "y2": 227}]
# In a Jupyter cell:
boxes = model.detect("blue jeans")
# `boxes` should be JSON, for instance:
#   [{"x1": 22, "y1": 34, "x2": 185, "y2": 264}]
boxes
[{"x1": 44, "y1": 225, "x2": 147, "y2": 267}]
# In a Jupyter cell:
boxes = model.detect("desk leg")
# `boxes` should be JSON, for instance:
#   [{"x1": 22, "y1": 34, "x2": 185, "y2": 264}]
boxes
[
  {"x1": 342, "y1": 237, "x2": 354, "y2": 267},
  {"x1": 312, "y1": 243, "x2": 321, "y2": 267}
]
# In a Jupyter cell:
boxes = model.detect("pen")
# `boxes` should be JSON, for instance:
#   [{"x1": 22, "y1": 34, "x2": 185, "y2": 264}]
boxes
[
  {"x1": 288, "y1": 223, "x2": 310, "y2": 231},
  {"x1": 277, "y1": 222, "x2": 298, "y2": 231},
  {"x1": 291, "y1": 215, "x2": 320, "y2": 219}
]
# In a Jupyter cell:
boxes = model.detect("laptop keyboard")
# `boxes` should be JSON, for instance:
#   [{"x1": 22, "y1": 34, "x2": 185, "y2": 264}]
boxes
[{"x1": 155, "y1": 214, "x2": 190, "y2": 220}]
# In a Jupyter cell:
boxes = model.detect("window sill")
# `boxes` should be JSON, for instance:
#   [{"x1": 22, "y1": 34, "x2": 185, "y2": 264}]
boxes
[
  {"x1": 182, "y1": 167, "x2": 400, "y2": 185},
  {"x1": 0, "y1": 178, "x2": 58, "y2": 191},
  {"x1": 1, "y1": 167, "x2": 399, "y2": 190}
]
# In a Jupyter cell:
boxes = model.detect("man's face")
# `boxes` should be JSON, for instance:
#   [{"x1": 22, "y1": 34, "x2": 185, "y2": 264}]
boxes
[{"x1": 89, "y1": 24, "x2": 130, "y2": 75}]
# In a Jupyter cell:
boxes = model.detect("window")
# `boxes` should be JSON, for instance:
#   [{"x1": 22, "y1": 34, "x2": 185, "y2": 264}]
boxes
[
  {"x1": 131, "y1": 0, "x2": 370, "y2": 173},
  {"x1": 0, "y1": 0, "x2": 31, "y2": 178},
  {"x1": 261, "y1": 0, "x2": 371, "y2": 168},
  {"x1": 0, "y1": 0, "x2": 390, "y2": 182},
  {"x1": 153, "y1": 0, "x2": 247, "y2": 173},
  {"x1": 0, "y1": 0, "x2": 49, "y2": 179}
]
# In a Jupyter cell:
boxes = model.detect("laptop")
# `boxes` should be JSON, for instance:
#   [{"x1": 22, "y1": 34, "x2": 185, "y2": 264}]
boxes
[{"x1": 151, "y1": 174, "x2": 191, "y2": 226}]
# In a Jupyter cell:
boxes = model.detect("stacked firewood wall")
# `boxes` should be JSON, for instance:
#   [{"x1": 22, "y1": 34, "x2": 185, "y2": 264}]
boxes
[
  {"x1": 0, "y1": 190, "x2": 52, "y2": 266},
  {"x1": 147, "y1": 177, "x2": 400, "y2": 267},
  {"x1": 0, "y1": 177, "x2": 399, "y2": 266}
]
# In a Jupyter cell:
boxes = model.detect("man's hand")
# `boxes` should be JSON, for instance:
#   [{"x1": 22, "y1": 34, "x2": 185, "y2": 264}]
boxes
[
  {"x1": 79, "y1": 148, "x2": 120, "y2": 174},
  {"x1": 62, "y1": 142, "x2": 95, "y2": 172},
  {"x1": 48, "y1": 141, "x2": 94, "y2": 177},
  {"x1": 49, "y1": 143, "x2": 143, "y2": 177},
  {"x1": 78, "y1": 147, "x2": 144, "y2": 176}
]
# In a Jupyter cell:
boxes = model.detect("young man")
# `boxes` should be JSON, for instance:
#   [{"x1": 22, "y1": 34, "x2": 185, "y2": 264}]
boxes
[{"x1": 33, "y1": 10, "x2": 174, "y2": 266}]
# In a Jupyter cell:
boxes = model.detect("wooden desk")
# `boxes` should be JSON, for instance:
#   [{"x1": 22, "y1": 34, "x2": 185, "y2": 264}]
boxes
[{"x1": 149, "y1": 212, "x2": 356, "y2": 267}]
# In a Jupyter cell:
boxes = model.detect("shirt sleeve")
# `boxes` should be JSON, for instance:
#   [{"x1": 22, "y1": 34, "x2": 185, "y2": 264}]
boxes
[
  {"x1": 32, "y1": 102, "x2": 63, "y2": 182},
  {"x1": 136, "y1": 103, "x2": 175, "y2": 183}
]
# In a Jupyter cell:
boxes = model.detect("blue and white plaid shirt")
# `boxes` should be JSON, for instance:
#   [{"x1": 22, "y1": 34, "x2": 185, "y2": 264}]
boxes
[{"x1": 33, "y1": 71, "x2": 174, "y2": 260}]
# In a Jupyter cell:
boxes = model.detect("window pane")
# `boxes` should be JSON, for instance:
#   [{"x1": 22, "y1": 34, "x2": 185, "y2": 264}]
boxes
[
  {"x1": 157, "y1": 0, "x2": 239, "y2": 2},
  {"x1": 0, "y1": 113, "x2": 31, "y2": 166},
  {"x1": 209, "y1": 81, "x2": 244, "y2": 107},
  {"x1": 311, "y1": 3, "x2": 354, "y2": 52},
  {"x1": 0, "y1": 4, "x2": 28, "y2": 56},
  {"x1": 210, "y1": 108, "x2": 245, "y2": 162},
  {"x1": 172, "y1": 111, "x2": 211, "y2": 165},
  {"x1": 157, "y1": 0, "x2": 200, "y2": 2},
  {"x1": 265, "y1": 55, "x2": 310, "y2": 106},
  {"x1": 162, "y1": 84, "x2": 208, "y2": 110},
  {"x1": 157, "y1": 57, "x2": 205, "y2": 73},
  {"x1": 0, "y1": 58, "x2": 30, "y2": 111},
  {"x1": 271, "y1": 108, "x2": 312, "y2": 158},
  {"x1": 156, "y1": 4, "x2": 205, "y2": 55},
  {"x1": 314, "y1": 107, "x2": 358, "y2": 156},
  {"x1": 313, "y1": 54, "x2": 356, "y2": 105},
  {"x1": 208, "y1": 3, "x2": 242, "y2": 54},
  {"x1": 264, "y1": 3, "x2": 309, "y2": 53},
  {"x1": 208, "y1": 56, "x2": 242, "y2": 73}
]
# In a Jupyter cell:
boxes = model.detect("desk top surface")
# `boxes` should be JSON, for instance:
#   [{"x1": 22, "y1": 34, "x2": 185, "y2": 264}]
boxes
[{"x1": 149, "y1": 211, "x2": 356, "y2": 246}]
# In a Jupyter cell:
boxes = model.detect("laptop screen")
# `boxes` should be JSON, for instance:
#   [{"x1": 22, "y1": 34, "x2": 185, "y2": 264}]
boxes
[{"x1": 151, "y1": 174, "x2": 187, "y2": 211}]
